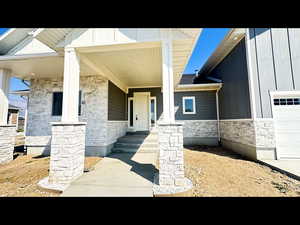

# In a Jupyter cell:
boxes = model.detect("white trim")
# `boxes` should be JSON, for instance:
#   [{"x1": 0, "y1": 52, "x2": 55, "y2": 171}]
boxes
[
  {"x1": 127, "y1": 86, "x2": 161, "y2": 89},
  {"x1": 269, "y1": 91, "x2": 300, "y2": 98},
  {"x1": 245, "y1": 28, "x2": 257, "y2": 119},
  {"x1": 182, "y1": 96, "x2": 196, "y2": 114},
  {"x1": 175, "y1": 83, "x2": 222, "y2": 92},
  {"x1": 216, "y1": 89, "x2": 220, "y2": 142},
  {"x1": 127, "y1": 97, "x2": 134, "y2": 129},
  {"x1": 0, "y1": 52, "x2": 59, "y2": 61}
]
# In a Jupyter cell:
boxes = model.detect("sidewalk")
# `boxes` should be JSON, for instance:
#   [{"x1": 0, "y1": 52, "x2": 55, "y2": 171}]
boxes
[
  {"x1": 61, "y1": 152, "x2": 158, "y2": 197},
  {"x1": 260, "y1": 159, "x2": 300, "y2": 180}
]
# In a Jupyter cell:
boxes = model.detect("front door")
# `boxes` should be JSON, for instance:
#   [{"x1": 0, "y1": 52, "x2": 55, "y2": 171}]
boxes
[{"x1": 133, "y1": 92, "x2": 149, "y2": 131}]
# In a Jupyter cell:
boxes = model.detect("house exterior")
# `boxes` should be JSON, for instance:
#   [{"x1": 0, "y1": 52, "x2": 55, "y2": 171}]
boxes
[
  {"x1": 0, "y1": 28, "x2": 299, "y2": 194},
  {"x1": 196, "y1": 28, "x2": 300, "y2": 161},
  {"x1": 0, "y1": 28, "x2": 206, "y2": 194},
  {"x1": 8, "y1": 104, "x2": 20, "y2": 128}
]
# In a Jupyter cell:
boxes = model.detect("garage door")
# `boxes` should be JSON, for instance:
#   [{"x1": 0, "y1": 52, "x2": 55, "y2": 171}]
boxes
[{"x1": 273, "y1": 97, "x2": 300, "y2": 159}]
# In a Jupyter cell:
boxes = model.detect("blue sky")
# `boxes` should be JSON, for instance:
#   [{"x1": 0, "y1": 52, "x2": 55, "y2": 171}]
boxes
[{"x1": 0, "y1": 28, "x2": 229, "y2": 92}]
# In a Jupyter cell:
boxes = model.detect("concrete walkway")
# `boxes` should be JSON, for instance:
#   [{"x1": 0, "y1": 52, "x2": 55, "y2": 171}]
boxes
[
  {"x1": 61, "y1": 152, "x2": 158, "y2": 197},
  {"x1": 260, "y1": 159, "x2": 300, "y2": 180}
]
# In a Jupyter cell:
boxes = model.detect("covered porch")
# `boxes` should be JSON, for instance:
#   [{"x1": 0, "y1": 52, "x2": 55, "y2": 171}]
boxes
[{"x1": 0, "y1": 28, "x2": 201, "y2": 195}]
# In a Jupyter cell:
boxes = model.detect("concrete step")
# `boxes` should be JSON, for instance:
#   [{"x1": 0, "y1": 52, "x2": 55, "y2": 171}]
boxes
[
  {"x1": 112, "y1": 147, "x2": 158, "y2": 153},
  {"x1": 115, "y1": 142, "x2": 158, "y2": 149},
  {"x1": 117, "y1": 136, "x2": 158, "y2": 144}
]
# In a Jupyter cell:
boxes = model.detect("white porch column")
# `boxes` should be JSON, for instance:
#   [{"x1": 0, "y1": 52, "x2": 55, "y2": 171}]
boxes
[
  {"x1": 40, "y1": 47, "x2": 86, "y2": 191},
  {"x1": 161, "y1": 29, "x2": 175, "y2": 123},
  {"x1": 61, "y1": 47, "x2": 80, "y2": 122},
  {"x1": 0, "y1": 69, "x2": 16, "y2": 164},
  {"x1": 154, "y1": 30, "x2": 192, "y2": 196},
  {"x1": 0, "y1": 69, "x2": 10, "y2": 125}
]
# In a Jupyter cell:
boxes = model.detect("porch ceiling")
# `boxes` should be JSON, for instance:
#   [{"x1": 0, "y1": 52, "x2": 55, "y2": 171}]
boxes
[{"x1": 83, "y1": 46, "x2": 162, "y2": 87}]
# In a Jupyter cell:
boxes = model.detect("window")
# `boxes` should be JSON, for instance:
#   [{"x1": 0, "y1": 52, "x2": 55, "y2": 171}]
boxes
[
  {"x1": 182, "y1": 96, "x2": 196, "y2": 114},
  {"x1": 128, "y1": 98, "x2": 133, "y2": 127},
  {"x1": 273, "y1": 98, "x2": 300, "y2": 106},
  {"x1": 52, "y1": 91, "x2": 82, "y2": 116}
]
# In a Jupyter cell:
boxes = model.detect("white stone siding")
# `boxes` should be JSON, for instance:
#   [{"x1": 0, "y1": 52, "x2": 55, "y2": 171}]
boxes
[
  {"x1": 26, "y1": 76, "x2": 108, "y2": 149},
  {"x1": 0, "y1": 125, "x2": 16, "y2": 164},
  {"x1": 49, "y1": 123, "x2": 86, "y2": 184},
  {"x1": 220, "y1": 119, "x2": 275, "y2": 148},
  {"x1": 180, "y1": 120, "x2": 218, "y2": 138},
  {"x1": 254, "y1": 120, "x2": 276, "y2": 148},
  {"x1": 106, "y1": 121, "x2": 127, "y2": 146},
  {"x1": 158, "y1": 122, "x2": 185, "y2": 186}
]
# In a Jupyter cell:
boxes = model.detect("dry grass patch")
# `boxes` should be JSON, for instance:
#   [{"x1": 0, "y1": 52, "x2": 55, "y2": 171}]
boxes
[
  {"x1": 183, "y1": 146, "x2": 300, "y2": 197},
  {"x1": 0, "y1": 154, "x2": 102, "y2": 197}
]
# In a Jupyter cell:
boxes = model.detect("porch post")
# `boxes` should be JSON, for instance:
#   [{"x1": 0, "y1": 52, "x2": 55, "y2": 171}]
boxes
[
  {"x1": 161, "y1": 29, "x2": 175, "y2": 123},
  {"x1": 61, "y1": 47, "x2": 80, "y2": 122},
  {"x1": 42, "y1": 47, "x2": 86, "y2": 191},
  {"x1": 0, "y1": 69, "x2": 16, "y2": 164},
  {"x1": 154, "y1": 30, "x2": 192, "y2": 195}
]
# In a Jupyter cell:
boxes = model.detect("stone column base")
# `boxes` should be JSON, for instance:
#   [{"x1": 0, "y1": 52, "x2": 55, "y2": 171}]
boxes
[
  {"x1": 153, "y1": 172, "x2": 193, "y2": 196},
  {"x1": 0, "y1": 125, "x2": 16, "y2": 164},
  {"x1": 154, "y1": 122, "x2": 193, "y2": 195},
  {"x1": 46, "y1": 122, "x2": 86, "y2": 189}
]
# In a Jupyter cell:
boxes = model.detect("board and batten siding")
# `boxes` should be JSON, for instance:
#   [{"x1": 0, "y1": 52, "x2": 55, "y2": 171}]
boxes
[
  {"x1": 249, "y1": 28, "x2": 300, "y2": 118},
  {"x1": 108, "y1": 81, "x2": 127, "y2": 121},
  {"x1": 205, "y1": 38, "x2": 251, "y2": 120}
]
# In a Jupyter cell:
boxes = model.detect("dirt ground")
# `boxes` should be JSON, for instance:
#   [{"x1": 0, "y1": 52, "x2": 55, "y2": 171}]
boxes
[
  {"x1": 0, "y1": 154, "x2": 102, "y2": 197},
  {"x1": 184, "y1": 146, "x2": 300, "y2": 197}
]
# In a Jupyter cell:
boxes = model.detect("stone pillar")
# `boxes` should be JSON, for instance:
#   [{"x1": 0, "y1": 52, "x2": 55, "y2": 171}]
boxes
[
  {"x1": 0, "y1": 125, "x2": 16, "y2": 164},
  {"x1": 49, "y1": 122, "x2": 86, "y2": 184},
  {"x1": 39, "y1": 48, "x2": 86, "y2": 192},
  {"x1": 153, "y1": 122, "x2": 193, "y2": 195}
]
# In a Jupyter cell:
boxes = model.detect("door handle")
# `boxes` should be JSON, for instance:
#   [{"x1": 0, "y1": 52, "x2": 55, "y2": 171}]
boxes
[{"x1": 136, "y1": 114, "x2": 138, "y2": 120}]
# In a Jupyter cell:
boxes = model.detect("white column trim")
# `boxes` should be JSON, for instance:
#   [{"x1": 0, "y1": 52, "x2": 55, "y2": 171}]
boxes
[
  {"x1": 161, "y1": 29, "x2": 175, "y2": 123},
  {"x1": 61, "y1": 47, "x2": 80, "y2": 122},
  {"x1": 245, "y1": 28, "x2": 257, "y2": 119},
  {"x1": 0, "y1": 69, "x2": 11, "y2": 125}
]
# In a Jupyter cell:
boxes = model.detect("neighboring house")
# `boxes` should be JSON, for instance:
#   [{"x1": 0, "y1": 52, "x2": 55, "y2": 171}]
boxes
[
  {"x1": 196, "y1": 28, "x2": 300, "y2": 161},
  {"x1": 8, "y1": 104, "x2": 20, "y2": 128}
]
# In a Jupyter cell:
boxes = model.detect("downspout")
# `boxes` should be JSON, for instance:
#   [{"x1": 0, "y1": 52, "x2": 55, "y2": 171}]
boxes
[{"x1": 216, "y1": 88, "x2": 221, "y2": 145}]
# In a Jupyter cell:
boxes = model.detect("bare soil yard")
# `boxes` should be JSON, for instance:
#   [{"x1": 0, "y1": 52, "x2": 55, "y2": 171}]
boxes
[
  {"x1": 0, "y1": 154, "x2": 102, "y2": 197},
  {"x1": 184, "y1": 146, "x2": 300, "y2": 197}
]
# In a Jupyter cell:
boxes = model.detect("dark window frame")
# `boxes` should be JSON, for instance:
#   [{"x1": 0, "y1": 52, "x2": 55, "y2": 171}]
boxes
[{"x1": 51, "y1": 91, "x2": 82, "y2": 116}]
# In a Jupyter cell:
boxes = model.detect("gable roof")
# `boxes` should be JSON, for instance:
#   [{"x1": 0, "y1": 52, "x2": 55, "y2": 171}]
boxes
[{"x1": 198, "y1": 28, "x2": 246, "y2": 76}]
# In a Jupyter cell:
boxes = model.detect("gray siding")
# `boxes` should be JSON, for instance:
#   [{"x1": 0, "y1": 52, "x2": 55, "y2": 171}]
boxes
[
  {"x1": 249, "y1": 28, "x2": 300, "y2": 118},
  {"x1": 174, "y1": 91, "x2": 217, "y2": 120},
  {"x1": 127, "y1": 88, "x2": 216, "y2": 121},
  {"x1": 206, "y1": 38, "x2": 251, "y2": 119},
  {"x1": 108, "y1": 81, "x2": 127, "y2": 121}
]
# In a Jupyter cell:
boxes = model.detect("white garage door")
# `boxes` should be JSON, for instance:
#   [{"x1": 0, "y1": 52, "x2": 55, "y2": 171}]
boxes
[{"x1": 273, "y1": 97, "x2": 300, "y2": 159}]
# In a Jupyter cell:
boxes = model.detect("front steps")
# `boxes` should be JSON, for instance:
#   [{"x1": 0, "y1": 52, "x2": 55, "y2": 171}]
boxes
[{"x1": 112, "y1": 131, "x2": 159, "y2": 153}]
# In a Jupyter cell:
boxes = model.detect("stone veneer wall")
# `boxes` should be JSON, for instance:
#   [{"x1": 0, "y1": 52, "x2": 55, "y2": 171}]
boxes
[
  {"x1": 25, "y1": 75, "x2": 109, "y2": 156},
  {"x1": 220, "y1": 119, "x2": 276, "y2": 160},
  {"x1": 180, "y1": 120, "x2": 218, "y2": 146},
  {"x1": 106, "y1": 121, "x2": 128, "y2": 146},
  {"x1": 0, "y1": 125, "x2": 16, "y2": 164},
  {"x1": 49, "y1": 122, "x2": 86, "y2": 185}
]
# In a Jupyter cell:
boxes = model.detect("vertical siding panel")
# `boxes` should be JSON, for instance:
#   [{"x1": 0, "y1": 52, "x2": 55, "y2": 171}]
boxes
[
  {"x1": 254, "y1": 28, "x2": 276, "y2": 118},
  {"x1": 270, "y1": 28, "x2": 294, "y2": 91},
  {"x1": 249, "y1": 28, "x2": 263, "y2": 118},
  {"x1": 288, "y1": 28, "x2": 300, "y2": 90}
]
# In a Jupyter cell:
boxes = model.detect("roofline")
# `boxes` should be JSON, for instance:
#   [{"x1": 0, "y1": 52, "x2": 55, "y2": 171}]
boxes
[
  {"x1": 0, "y1": 52, "x2": 59, "y2": 61},
  {"x1": 198, "y1": 28, "x2": 246, "y2": 76},
  {"x1": 0, "y1": 28, "x2": 15, "y2": 41}
]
